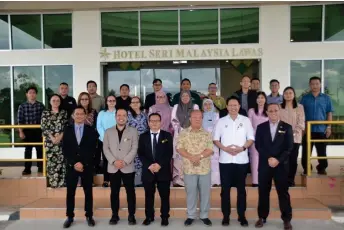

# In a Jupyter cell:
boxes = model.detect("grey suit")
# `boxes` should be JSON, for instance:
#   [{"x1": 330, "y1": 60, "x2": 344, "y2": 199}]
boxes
[{"x1": 103, "y1": 125, "x2": 139, "y2": 173}]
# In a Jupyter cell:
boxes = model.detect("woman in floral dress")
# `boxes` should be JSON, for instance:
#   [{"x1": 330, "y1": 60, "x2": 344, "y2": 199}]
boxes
[
  {"x1": 128, "y1": 96, "x2": 148, "y2": 187},
  {"x1": 41, "y1": 94, "x2": 68, "y2": 188}
]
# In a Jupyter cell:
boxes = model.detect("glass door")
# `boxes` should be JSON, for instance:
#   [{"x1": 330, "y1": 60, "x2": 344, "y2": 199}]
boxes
[{"x1": 105, "y1": 70, "x2": 141, "y2": 97}]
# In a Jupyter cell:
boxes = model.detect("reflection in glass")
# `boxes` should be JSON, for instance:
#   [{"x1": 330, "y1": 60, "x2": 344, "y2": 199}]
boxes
[
  {"x1": 221, "y1": 8, "x2": 259, "y2": 44},
  {"x1": 11, "y1": 15, "x2": 41, "y2": 49},
  {"x1": 0, "y1": 15, "x2": 9, "y2": 50},
  {"x1": 182, "y1": 68, "x2": 219, "y2": 95},
  {"x1": 290, "y1": 5, "x2": 322, "y2": 42},
  {"x1": 324, "y1": 59, "x2": 344, "y2": 143},
  {"x1": 44, "y1": 65, "x2": 73, "y2": 105},
  {"x1": 325, "y1": 4, "x2": 344, "y2": 41},
  {"x1": 290, "y1": 60, "x2": 322, "y2": 100},
  {"x1": 180, "y1": 9, "x2": 218, "y2": 45},
  {"x1": 43, "y1": 14, "x2": 72, "y2": 48},
  {"x1": 140, "y1": 11, "x2": 178, "y2": 46},
  {"x1": 106, "y1": 70, "x2": 141, "y2": 97},
  {"x1": 102, "y1": 12, "x2": 139, "y2": 47},
  {"x1": 0, "y1": 67, "x2": 12, "y2": 147},
  {"x1": 13, "y1": 66, "x2": 43, "y2": 144}
]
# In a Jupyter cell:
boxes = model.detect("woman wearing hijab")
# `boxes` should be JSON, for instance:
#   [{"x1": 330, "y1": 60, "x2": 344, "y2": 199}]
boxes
[
  {"x1": 148, "y1": 90, "x2": 173, "y2": 133},
  {"x1": 202, "y1": 98, "x2": 220, "y2": 186},
  {"x1": 171, "y1": 90, "x2": 199, "y2": 187}
]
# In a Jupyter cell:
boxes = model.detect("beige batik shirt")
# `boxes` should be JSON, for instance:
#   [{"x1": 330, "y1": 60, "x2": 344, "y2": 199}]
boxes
[{"x1": 176, "y1": 127, "x2": 213, "y2": 175}]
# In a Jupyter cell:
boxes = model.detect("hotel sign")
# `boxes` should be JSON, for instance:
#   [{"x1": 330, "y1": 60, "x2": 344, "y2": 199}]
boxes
[{"x1": 100, "y1": 47, "x2": 263, "y2": 61}]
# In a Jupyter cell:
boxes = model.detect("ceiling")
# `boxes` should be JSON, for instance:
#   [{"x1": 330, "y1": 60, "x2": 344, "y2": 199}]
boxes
[{"x1": 0, "y1": 1, "x2": 333, "y2": 12}]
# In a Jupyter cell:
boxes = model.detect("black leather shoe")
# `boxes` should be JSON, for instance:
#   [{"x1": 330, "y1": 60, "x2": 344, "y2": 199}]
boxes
[
  {"x1": 86, "y1": 217, "x2": 95, "y2": 227},
  {"x1": 161, "y1": 218, "x2": 169, "y2": 226},
  {"x1": 201, "y1": 218, "x2": 212, "y2": 226},
  {"x1": 63, "y1": 217, "x2": 73, "y2": 228},
  {"x1": 222, "y1": 218, "x2": 230, "y2": 226},
  {"x1": 142, "y1": 218, "x2": 153, "y2": 226},
  {"x1": 128, "y1": 216, "x2": 136, "y2": 225},
  {"x1": 184, "y1": 218, "x2": 194, "y2": 226},
  {"x1": 22, "y1": 170, "x2": 31, "y2": 176},
  {"x1": 239, "y1": 218, "x2": 249, "y2": 227},
  {"x1": 109, "y1": 215, "x2": 119, "y2": 225}
]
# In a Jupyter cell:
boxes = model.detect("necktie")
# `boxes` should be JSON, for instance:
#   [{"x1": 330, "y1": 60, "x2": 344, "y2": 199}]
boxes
[
  {"x1": 152, "y1": 133, "x2": 158, "y2": 159},
  {"x1": 76, "y1": 126, "x2": 82, "y2": 144}
]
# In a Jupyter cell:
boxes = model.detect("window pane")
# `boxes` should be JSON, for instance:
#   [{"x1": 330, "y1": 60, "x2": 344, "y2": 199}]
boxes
[
  {"x1": 106, "y1": 70, "x2": 140, "y2": 96},
  {"x1": 180, "y1": 9, "x2": 218, "y2": 45},
  {"x1": 290, "y1": 5, "x2": 322, "y2": 42},
  {"x1": 43, "y1": 14, "x2": 72, "y2": 48},
  {"x1": 44, "y1": 65, "x2": 73, "y2": 105},
  {"x1": 0, "y1": 15, "x2": 9, "y2": 50},
  {"x1": 0, "y1": 67, "x2": 12, "y2": 147},
  {"x1": 221, "y1": 8, "x2": 259, "y2": 44},
  {"x1": 140, "y1": 11, "x2": 178, "y2": 46},
  {"x1": 182, "y1": 68, "x2": 219, "y2": 95},
  {"x1": 102, "y1": 12, "x2": 138, "y2": 47},
  {"x1": 325, "y1": 4, "x2": 344, "y2": 41},
  {"x1": 324, "y1": 60, "x2": 344, "y2": 144},
  {"x1": 13, "y1": 66, "x2": 43, "y2": 144},
  {"x1": 11, "y1": 15, "x2": 41, "y2": 49},
  {"x1": 290, "y1": 60, "x2": 322, "y2": 101}
]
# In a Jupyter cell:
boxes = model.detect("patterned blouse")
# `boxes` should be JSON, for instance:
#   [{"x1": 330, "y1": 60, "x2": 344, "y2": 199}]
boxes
[
  {"x1": 280, "y1": 104, "x2": 305, "y2": 144},
  {"x1": 176, "y1": 127, "x2": 213, "y2": 175},
  {"x1": 127, "y1": 111, "x2": 148, "y2": 135}
]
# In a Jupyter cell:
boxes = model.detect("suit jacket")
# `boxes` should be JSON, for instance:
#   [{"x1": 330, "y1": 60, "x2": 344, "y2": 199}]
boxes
[
  {"x1": 255, "y1": 121, "x2": 294, "y2": 171},
  {"x1": 62, "y1": 124, "x2": 98, "y2": 169},
  {"x1": 233, "y1": 89, "x2": 258, "y2": 111},
  {"x1": 103, "y1": 125, "x2": 139, "y2": 173},
  {"x1": 138, "y1": 130, "x2": 173, "y2": 183}
]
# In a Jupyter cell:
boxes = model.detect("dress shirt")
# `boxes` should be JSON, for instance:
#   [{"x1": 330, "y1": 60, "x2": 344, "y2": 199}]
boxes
[
  {"x1": 116, "y1": 125, "x2": 126, "y2": 143},
  {"x1": 269, "y1": 121, "x2": 279, "y2": 141},
  {"x1": 267, "y1": 94, "x2": 283, "y2": 104},
  {"x1": 17, "y1": 101, "x2": 45, "y2": 125},
  {"x1": 74, "y1": 123, "x2": 84, "y2": 144},
  {"x1": 150, "y1": 130, "x2": 160, "y2": 153},
  {"x1": 300, "y1": 93, "x2": 334, "y2": 133},
  {"x1": 213, "y1": 114, "x2": 255, "y2": 164}
]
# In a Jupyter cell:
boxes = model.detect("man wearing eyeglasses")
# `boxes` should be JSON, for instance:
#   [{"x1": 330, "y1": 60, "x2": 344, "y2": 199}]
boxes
[{"x1": 207, "y1": 83, "x2": 226, "y2": 113}]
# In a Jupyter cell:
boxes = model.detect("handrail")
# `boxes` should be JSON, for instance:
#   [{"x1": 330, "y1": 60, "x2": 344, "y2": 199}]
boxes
[
  {"x1": 0, "y1": 124, "x2": 46, "y2": 177},
  {"x1": 307, "y1": 121, "x2": 344, "y2": 176}
]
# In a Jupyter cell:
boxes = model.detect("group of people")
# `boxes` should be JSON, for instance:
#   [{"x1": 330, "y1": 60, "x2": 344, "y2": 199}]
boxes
[{"x1": 17, "y1": 75, "x2": 333, "y2": 230}]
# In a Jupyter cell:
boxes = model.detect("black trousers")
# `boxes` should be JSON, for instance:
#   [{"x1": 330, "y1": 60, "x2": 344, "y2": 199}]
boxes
[
  {"x1": 110, "y1": 171, "x2": 136, "y2": 217},
  {"x1": 66, "y1": 167, "x2": 93, "y2": 218},
  {"x1": 23, "y1": 129, "x2": 43, "y2": 171},
  {"x1": 143, "y1": 179, "x2": 170, "y2": 219},
  {"x1": 220, "y1": 163, "x2": 248, "y2": 219},
  {"x1": 94, "y1": 140, "x2": 102, "y2": 172},
  {"x1": 98, "y1": 141, "x2": 109, "y2": 182},
  {"x1": 301, "y1": 132, "x2": 328, "y2": 173},
  {"x1": 288, "y1": 143, "x2": 300, "y2": 186},
  {"x1": 258, "y1": 163, "x2": 292, "y2": 222}
]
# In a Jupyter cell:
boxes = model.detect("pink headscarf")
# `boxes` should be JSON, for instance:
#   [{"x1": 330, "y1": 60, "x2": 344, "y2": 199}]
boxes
[{"x1": 149, "y1": 90, "x2": 172, "y2": 132}]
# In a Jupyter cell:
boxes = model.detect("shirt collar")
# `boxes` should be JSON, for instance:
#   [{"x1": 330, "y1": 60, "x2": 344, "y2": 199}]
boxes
[
  {"x1": 269, "y1": 120, "x2": 280, "y2": 126},
  {"x1": 187, "y1": 126, "x2": 203, "y2": 132},
  {"x1": 227, "y1": 114, "x2": 241, "y2": 122},
  {"x1": 75, "y1": 123, "x2": 84, "y2": 128},
  {"x1": 269, "y1": 93, "x2": 281, "y2": 97},
  {"x1": 150, "y1": 129, "x2": 160, "y2": 135}
]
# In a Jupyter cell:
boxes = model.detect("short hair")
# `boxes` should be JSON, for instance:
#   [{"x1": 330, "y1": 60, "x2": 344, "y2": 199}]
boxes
[
  {"x1": 241, "y1": 75, "x2": 251, "y2": 81},
  {"x1": 208, "y1": 82, "x2": 217, "y2": 87},
  {"x1": 152, "y1": 79, "x2": 162, "y2": 84},
  {"x1": 116, "y1": 108, "x2": 128, "y2": 115},
  {"x1": 60, "y1": 82, "x2": 68, "y2": 87},
  {"x1": 251, "y1": 77, "x2": 260, "y2": 82},
  {"x1": 190, "y1": 109, "x2": 203, "y2": 117},
  {"x1": 87, "y1": 80, "x2": 97, "y2": 88},
  {"x1": 309, "y1": 76, "x2": 321, "y2": 83},
  {"x1": 26, "y1": 86, "x2": 38, "y2": 94},
  {"x1": 226, "y1": 96, "x2": 241, "y2": 105},
  {"x1": 181, "y1": 78, "x2": 191, "y2": 85},
  {"x1": 120, "y1": 84, "x2": 130, "y2": 90},
  {"x1": 73, "y1": 105, "x2": 86, "y2": 114},
  {"x1": 267, "y1": 103, "x2": 280, "y2": 110},
  {"x1": 270, "y1": 79, "x2": 280, "y2": 85},
  {"x1": 149, "y1": 113, "x2": 161, "y2": 121}
]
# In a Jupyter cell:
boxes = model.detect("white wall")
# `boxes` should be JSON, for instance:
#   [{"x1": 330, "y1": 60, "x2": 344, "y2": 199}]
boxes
[{"x1": 0, "y1": 4, "x2": 344, "y2": 159}]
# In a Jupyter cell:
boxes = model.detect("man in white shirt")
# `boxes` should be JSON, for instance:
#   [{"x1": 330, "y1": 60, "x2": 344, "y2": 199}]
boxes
[{"x1": 213, "y1": 96, "x2": 254, "y2": 227}]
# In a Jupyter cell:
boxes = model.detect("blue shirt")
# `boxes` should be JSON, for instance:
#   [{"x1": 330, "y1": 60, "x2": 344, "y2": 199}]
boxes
[
  {"x1": 74, "y1": 123, "x2": 84, "y2": 138},
  {"x1": 96, "y1": 110, "x2": 117, "y2": 141},
  {"x1": 267, "y1": 94, "x2": 283, "y2": 104},
  {"x1": 300, "y1": 93, "x2": 334, "y2": 133}
]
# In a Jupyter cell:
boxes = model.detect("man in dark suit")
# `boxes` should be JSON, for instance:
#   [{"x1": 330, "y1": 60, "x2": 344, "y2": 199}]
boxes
[
  {"x1": 62, "y1": 106, "x2": 98, "y2": 228},
  {"x1": 138, "y1": 113, "x2": 173, "y2": 226},
  {"x1": 254, "y1": 103, "x2": 294, "y2": 230}
]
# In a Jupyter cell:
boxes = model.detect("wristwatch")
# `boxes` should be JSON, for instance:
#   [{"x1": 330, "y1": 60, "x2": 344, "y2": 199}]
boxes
[{"x1": 242, "y1": 146, "x2": 247, "y2": 151}]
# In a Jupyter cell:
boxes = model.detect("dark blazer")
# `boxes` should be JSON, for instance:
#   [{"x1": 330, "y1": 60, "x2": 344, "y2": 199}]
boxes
[
  {"x1": 255, "y1": 121, "x2": 294, "y2": 171},
  {"x1": 62, "y1": 124, "x2": 98, "y2": 169},
  {"x1": 233, "y1": 89, "x2": 257, "y2": 111},
  {"x1": 138, "y1": 130, "x2": 173, "y2": 183},
  {"x1": 144, "y1": 92, "x2": 172, "y2": 111}
]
